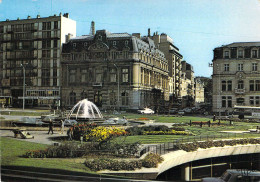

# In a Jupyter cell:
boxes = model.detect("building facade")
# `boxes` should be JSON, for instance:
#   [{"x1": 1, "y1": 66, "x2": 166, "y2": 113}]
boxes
[
  {"x1": 0, "y1": 13, "x2": 76, "y2": 108},
  {"x1": 194, "y1": 77, "x2": 205, "y2": 107},
  {"x1": 151, "y1": 32, "x2": 183, "y2": 102},
  {"x1": 61, "y1": 30, "x2": 169, "y2": 111},
  {"x1": 212, "y1": 42, "x2": 260, "y2": 114}
]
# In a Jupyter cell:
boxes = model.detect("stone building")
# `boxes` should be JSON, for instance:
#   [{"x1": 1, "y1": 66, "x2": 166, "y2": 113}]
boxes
[
  {"x1": 0, "y1": 13, "x2": 76, "y2": 107},
  {"x1": 212, "y1": 42, "x2": 260, "y2": 114},
  {"x1": 179, "y1": 61, "x2": 195, "y2": 107},
  {"x1": 151, "y1": 32, "x2": 183, "y2": 102},
  {"x1": 194, "y1": 77, "x2": 205, "y2": 107},
  {"x1": 61, "y1": 30, "x2": 169, "y2": 111}
]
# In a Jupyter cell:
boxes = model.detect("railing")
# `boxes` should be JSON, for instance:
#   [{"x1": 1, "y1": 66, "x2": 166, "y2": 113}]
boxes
[
  {"x1": 139, "y1": 133, "x2": 259, "y2": 156},
  {"x1": 235, "y1": 88, "x2": 245, "y2": 94}
]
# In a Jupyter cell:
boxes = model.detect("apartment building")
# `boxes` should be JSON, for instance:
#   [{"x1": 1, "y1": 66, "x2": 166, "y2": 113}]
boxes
[
  {"x1": 0, "y1": 13, "x2": 76, "y2": 107},
  {"x1": 151, "y1": 32, "x2": 183, "y2": 102},
  {"x1": 212, "y1": 42, "x2": 260, "y2": 113}
]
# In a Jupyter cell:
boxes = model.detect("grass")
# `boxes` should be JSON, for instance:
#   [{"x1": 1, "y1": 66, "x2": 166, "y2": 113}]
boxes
[
  {"x1": 0, "y1": 137, "x2": 91, "y2": 172},
  {"x1": 0, "y1": 111, "x2": 50, "y2": 116}
]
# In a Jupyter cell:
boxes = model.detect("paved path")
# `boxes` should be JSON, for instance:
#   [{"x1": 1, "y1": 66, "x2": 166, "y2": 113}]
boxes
[{"x1": 0, "y1": 129, "x2": 68, "y2": 145}]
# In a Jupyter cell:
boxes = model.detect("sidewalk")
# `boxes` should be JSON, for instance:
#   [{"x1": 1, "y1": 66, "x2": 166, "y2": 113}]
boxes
[{"x1": 0, "y1": 129, "x2": 68, "y2": 145}]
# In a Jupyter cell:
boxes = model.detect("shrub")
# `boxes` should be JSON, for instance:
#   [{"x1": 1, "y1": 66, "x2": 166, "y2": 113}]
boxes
[
  {"x1": 142, "y1": 153, "x2": 164, "y2": 168},
  {"x1": 143, "y1": 130, "x2": 193, "y2": 136},
  {"x1": 126, "y1": 125, "x2": 171, "y2": 136},
  {"x1": 85, "y1": 153, "x2": 163, "y2": 171}
]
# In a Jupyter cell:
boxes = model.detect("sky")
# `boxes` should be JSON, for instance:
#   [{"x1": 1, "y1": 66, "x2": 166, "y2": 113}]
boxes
[{"x1": 1, "y1": 0, "x2": 260, "y2": 77}]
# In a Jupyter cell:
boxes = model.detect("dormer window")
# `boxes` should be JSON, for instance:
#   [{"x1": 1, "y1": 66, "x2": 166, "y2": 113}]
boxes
[
  {"x1": 73, "y1": 43, "x2": 76, "y2": 48},
  {"x1": 238, "y1": 50, "x2": 243, "y2": 58},
  {"x1": 84, "y1": 42, "x2": 87, "y2": 47},
  {"x1": 224, "y1": 51, "x2": 229, "y2": 58},
  {"x1": 98, "y1": 35, "x2": 102, "y2": 41},
  {"x1": 113, "y1": 41, "x2": 117, "y2": 46},
  {"x1": 252, "y1": 50, "x2": 258, "y2": 58},
  {"x1": 125, "y1": 40, "x2": 128, "y2": 46}
]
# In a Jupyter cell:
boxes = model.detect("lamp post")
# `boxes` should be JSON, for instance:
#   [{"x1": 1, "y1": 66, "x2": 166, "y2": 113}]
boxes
[
  {"x1": 217, "y1": 63, "x2": 221, "y2": 118},
  {"x1": 114, "y1": 64, "x2": 120, "y2": 112},
  {"x1": 21, "y1": 64, "x2": 26, "y2": 110}
]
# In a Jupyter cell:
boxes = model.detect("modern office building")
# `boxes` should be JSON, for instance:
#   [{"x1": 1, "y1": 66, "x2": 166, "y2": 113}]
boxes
[
  {"x1": 212, "y1": 42, "x2": 260, "y2": 113},
  {"x1": 61, "y1": 30, "x2": 169, "y2": 111},
  {"x1": 0, "y1": 13, "x2": 76, "y2": 108}
]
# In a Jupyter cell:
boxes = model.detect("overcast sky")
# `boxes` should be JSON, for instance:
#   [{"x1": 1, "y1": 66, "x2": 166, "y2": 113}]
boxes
[{"x1": 1, "y1": 0, "x2": 260, "y2": 77}]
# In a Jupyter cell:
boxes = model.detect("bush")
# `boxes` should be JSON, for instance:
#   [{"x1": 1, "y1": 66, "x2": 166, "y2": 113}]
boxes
[
  {"x1": 143, "y1": 130, "x2": 193, "y2": 136},
  {"x1": 126, "y1": 125, "x2": 172, "y2": 136},
  {"x1": 25, "y1": 143, "x2": 96, "y2": 158},
  {"x1": 100, "y1": 142, "x2": 140, "y2": 156},
  {"x1": 142, "y1": 153, "x2": 163, "y2": 168}
]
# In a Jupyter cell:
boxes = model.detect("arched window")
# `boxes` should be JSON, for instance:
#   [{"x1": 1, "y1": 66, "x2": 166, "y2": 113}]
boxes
[{"x1": 69, "y1": 92, "x2": 76, "y2": 105}]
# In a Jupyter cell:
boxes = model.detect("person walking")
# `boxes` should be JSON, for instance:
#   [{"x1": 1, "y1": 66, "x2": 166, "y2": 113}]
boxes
[
  {"x1": 60, "y1": 119, "x2": 64, "y2": 134},
  {"x1": 48, "y1": 118, "x2": 54, "y2": 134}
]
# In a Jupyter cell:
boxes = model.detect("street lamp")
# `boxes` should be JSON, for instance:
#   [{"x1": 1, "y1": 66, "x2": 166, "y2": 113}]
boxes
[{"x1": 114, "y1": 64, "x2": 120, "y2": 112}]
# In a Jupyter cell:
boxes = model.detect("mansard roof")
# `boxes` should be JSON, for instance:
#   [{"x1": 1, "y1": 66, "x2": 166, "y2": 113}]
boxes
[
  {"x1": 62, "y1": 29, "x2": 166, "y2": 60},
  {"x1": 217, "y1": 42, "x2": 260, "y2": 49}
]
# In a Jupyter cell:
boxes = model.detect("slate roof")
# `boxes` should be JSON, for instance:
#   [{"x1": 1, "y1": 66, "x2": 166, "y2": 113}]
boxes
[{"x1": 221, "y1": 42, "x2": 260, "y2": 48}]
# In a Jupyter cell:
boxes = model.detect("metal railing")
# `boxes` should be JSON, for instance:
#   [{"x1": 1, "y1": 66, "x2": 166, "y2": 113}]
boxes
[{"x1": 139, "y1": 133, "x2": 259, "y2": 156}]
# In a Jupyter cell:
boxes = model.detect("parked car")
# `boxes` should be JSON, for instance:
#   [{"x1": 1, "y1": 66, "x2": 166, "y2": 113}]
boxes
[
  {"x1": 178, "y1": 110, "x2": 185, "y2": 115},
  {"x1": 137, "y1": 108, "x2": 155, "y2": 114},
  {"x1": 169, "y1": 108, "x2": 178, "y2": 114},
  {"x1": 183, "y1": 108, "x2": 192, "y2": 113},
  {"x1": 202, "y1": 169, "x2": 260, "y2": 182}
]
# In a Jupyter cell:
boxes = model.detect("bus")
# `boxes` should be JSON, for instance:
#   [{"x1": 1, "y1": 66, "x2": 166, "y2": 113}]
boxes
[{"x1": 233, "y1": 105, "x2": 260, "y2": 119}]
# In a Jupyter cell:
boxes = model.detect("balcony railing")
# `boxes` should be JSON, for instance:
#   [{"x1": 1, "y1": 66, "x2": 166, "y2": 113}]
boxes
[{"x1": 235, "y1": 88, "x2": 245, "y2": 94}]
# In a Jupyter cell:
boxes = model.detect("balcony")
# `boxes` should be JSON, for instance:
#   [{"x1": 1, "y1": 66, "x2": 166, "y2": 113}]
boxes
[
  {"x1": 235, "y1": 88, "x2": 245, "y2": 94},
  {"x1": 93, "y1": 83, "x2": 102, "y2": 87}
]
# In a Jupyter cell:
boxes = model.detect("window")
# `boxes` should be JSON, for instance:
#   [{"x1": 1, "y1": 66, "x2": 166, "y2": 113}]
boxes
[
  {"x1": 250, "y1": 80, "x2": 255, "y2": 91},
  {"x1": 81, "y1": 69, "x2": 87, "y2": 82},
  {"x1": 110, "y1": 68, "x2": 116, "y2": 82},
  {"x1": 109, "y1": 91, "x2": 116, "y2": 105},
  {"x1": 95, "y1": 72, "x2": 102, "y2": 83},
  {"x1": 224, "y1": 51, "x2": 229, "y2": 58},
  {"x1": 222, "y1": 96, "x2": 226, "y2": 107},
  {"x1": 123, "y1": 50, "x2": 129, "y2": 59},
  {"x1": 252, "y1": 63, "x2": 258, "y2": 71},
  {"x1": 53, "y1": 40, "x2": 58, "y2": 48},
  {"x1": 42, "y1": 40, "x2": 51, "y2": 49},
  {"x1": 73, "y1": 43, "x2": 76, "y2": 48},
  {"x1": 42, "y1": 22, "x2": 46, "y2": 30},
  {"x1": 252, "y1": 50, "x2": 257, "y2": 58},
  {"x1": 54, "y1": 21, "x2": 58, "y2": 29},
  {"x1": 227, "y1": 96, "x2": 232, "y2": 107},
  {"x1": 250, "y1": 96, "x2": 254, "y2": 105},
  {"x1": 113, "y1": 41, "x2": 116, "y2": 46},
  {"x1": 122, "y1": 68, "x2": 129, "y2": 82},
  {"x1": 238, "y1": 80, "x2": 244, "y2": 89},
  {"x1": 256, "y1": 80, "x2": 260, "y2": 91},
  {"x1": 84, "y1": 42, "x2": 88, "y2": 48},
  {"x1": 238, "y1": 50, "x2": 243, "y2": 58},
  {"x1": 69, "y1": 92, "x2": 76, "y2": 105},
  {"x1": 256, "y1": 96, "x2": 260, "y2": 105},
  {"x1": 224, "y1": 64, "x2": 229, "y2": 71},
  {"x1": 236, "y1": 98, "x2": 245, "y2": 105},
  {"x1": 222, "y1": 80, "x2": 226, "y2": 91},
  {"x1": 121, "y1": 91, "x2": 129, "y2": 106},
  {"x1": 80, "y1": 91, "x2": 87, "y2": 100},
  {"x1": 227, "y1": 80, "x2": 232, "y2": 91},
  {"x1": 69, "y1": 69, "x2": 76, "y2": 83},
  {"x1": 238, "y1": 64, "x2": 243, "y2": 71}
]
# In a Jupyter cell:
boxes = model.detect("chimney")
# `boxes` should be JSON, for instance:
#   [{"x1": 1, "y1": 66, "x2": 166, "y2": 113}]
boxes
[
  {"x1": 17, "y1": 17, "x2": 20, "y2": 20},
  {"x1": 27, "y1": 15, "x2": 31, "y2": 19},
  {"x1": 132, "y1": 33, "x2": 141, "y2": 38},
  {"x1": 148, "y1": 28, "x2": 150, "y2": 37},
  {"x1": 90, "y1": 21, "x2": 95, "y2": 36},
  {"x1": 63, "y1": 13, "x2": 69, "y2": 18},
  {"x1": 37, "y1": 14, "x2": 40, "y2": 18},
  {"x1": 66, "y1": 33, "x2": 72, "y2": 42}
]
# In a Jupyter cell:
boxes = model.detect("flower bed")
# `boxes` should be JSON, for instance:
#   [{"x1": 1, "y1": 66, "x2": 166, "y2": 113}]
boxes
[
  {"x1": 85, "y1": 153, "x2": 163, "y2": 171},
  {"x1": 177, "y1": 138, "x2": 260, "y2": 152},
  {"x1": 143, "y1": 130, "x2": 193, "y2": 135}
]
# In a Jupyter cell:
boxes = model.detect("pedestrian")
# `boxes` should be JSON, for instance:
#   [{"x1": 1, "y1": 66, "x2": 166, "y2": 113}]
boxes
[
  {"x1": 68, "y1": 127, "x2": 73, "y2": 140},
  {"x1": 60, "y1": 119, "x2": 64, "y2": 134},
  {"x1": 48, "y1": 118, "x2": 54, "y2": 134},
  {"x1": 213, "y1": 114, "x2": 216, "y2": 121}
]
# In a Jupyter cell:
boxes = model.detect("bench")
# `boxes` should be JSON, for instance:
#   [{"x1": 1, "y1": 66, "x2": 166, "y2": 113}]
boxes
[{"x1": 12, "y1": 129, "x2": 34, "y2": 139}]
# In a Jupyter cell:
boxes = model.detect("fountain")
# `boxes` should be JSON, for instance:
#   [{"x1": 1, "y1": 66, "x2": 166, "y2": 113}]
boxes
[{"x1": 67, "y1": 99, "x2": 103, "y2": 122}]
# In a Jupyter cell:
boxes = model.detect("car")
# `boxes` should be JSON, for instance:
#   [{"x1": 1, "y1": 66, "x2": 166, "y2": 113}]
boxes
[
  {"x1": 169, "y1": 108, "x2": 178, "y2": 114},
  {"x1": 137, "y1": 108, "x2": 155, "y2": 114},
  {"x1": 202, "y1": 169, "x2": 260, "y2": 182},
  {"x1": 183, "y1": 108, "x2": 192, "y2": 113},
  {"x1": 178, "y1": 110, "x2": 185, "y2": 115}
]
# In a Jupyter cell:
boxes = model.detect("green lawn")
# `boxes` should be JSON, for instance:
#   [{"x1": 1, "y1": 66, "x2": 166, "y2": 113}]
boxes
[{"x1": 0, "y1": 137, "x2": 90, "y2": 172}]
